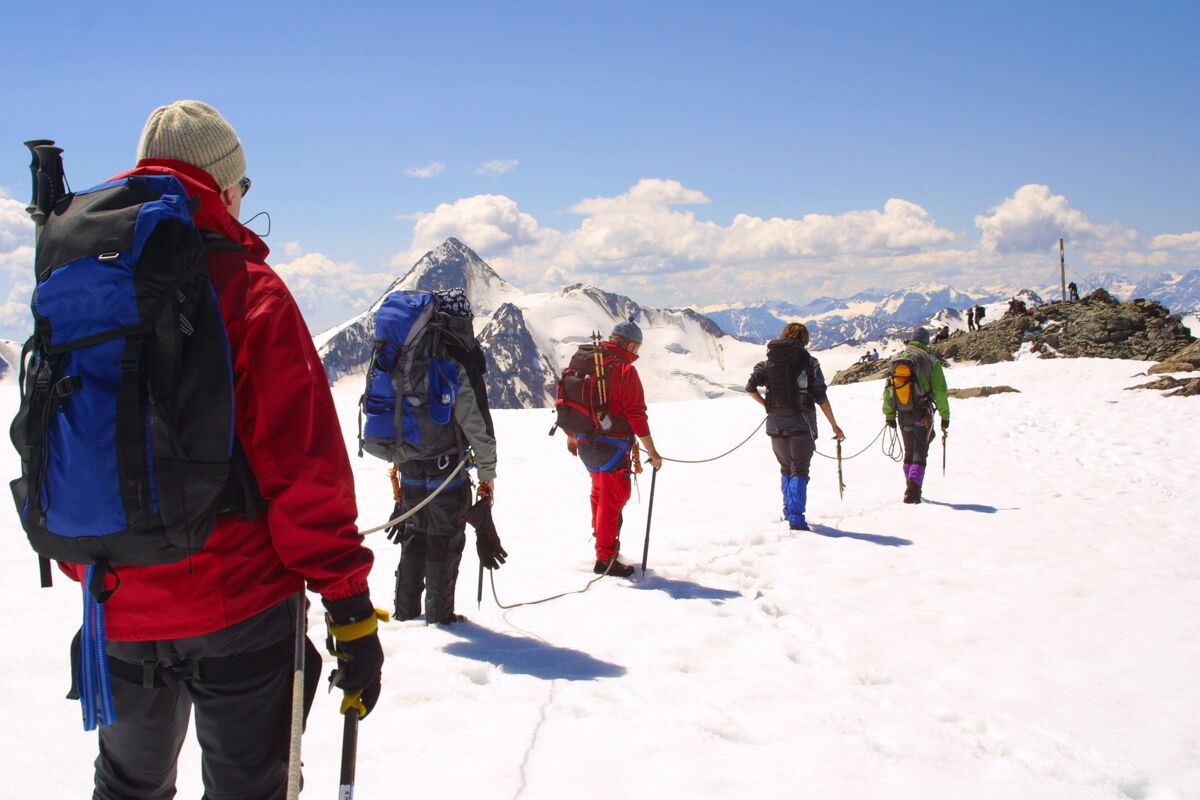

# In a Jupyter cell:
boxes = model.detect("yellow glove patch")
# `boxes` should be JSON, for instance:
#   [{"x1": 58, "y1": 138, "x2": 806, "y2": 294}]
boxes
[
  {"x1": 328, "y1": 608, "x2": 390, "y2": 642},
  {"x1": 341, "y1": 690, "x2": 370, "y2": 718}
]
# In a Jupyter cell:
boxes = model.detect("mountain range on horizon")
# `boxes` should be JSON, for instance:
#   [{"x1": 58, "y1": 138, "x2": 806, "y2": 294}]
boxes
[
  {"x1": 316, "y1": 238, "x2": 766, "y2": 410},
  {"x1": 696, "y1": 268, "x2": 1200, "y2": 346},
  {"x1": 314, "y1": 238, "x2": 1198, "y2": 412}
]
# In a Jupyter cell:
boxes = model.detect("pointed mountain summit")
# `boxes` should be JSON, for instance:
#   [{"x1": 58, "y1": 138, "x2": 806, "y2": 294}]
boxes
[
  {"x1": 385, "y1": 238, "x2": 520, "y2": 317},
  {"x1": 316, "y1": 238, "x2": 763, "y2": 408}
]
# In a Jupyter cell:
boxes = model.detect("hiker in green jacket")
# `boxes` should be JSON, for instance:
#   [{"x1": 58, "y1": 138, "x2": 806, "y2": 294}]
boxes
[{"x1": 882, "y1": 327, "x2": 950, "y2": 503}]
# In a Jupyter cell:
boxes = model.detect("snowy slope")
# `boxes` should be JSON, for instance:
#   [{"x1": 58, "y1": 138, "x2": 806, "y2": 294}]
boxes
[{"x1": 2, "y1": 357, "x2": 1198, "y2": 798}]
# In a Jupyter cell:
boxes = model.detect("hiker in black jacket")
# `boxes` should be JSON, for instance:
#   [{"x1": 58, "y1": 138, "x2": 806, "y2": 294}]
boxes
[{"x1": 746, "y1": 322, "x2": 845, "y2": 531}]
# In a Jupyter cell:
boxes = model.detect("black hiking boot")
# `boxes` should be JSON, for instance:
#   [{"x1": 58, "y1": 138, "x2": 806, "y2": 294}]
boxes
[
  {"x1": 594, "y1": 558, "x2": 635, "y2": 578},
  {"x1": 903, "y1": 479, "x2": 922, "y2": 504}
]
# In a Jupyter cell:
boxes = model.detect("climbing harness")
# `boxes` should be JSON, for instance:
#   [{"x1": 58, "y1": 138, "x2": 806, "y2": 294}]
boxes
[{"x1": 359, "y1": 456, "x2": 469, "y2": 536}]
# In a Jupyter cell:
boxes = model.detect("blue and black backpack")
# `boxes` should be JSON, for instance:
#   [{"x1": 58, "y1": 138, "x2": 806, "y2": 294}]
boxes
[
  {"x1": 359, "y1": 288, "x2": 492, "y2": 464},
  {"x1": 9, "y1": 173, "x2": 259, "y2": 573}
]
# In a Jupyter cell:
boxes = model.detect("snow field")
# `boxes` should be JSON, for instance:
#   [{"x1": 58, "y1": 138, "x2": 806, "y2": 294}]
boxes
[{"x1": 1, "y1": 355, "x2": 1197, "y2": 798}]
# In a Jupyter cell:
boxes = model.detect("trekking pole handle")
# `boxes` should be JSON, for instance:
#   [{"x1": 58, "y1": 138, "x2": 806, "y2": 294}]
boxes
[
  {"x1": 32, "y1": 143, "x2": 66, "y2": 219},
  {"x1": 23, "y1": 139, "x2": 54, "y2": 216}
]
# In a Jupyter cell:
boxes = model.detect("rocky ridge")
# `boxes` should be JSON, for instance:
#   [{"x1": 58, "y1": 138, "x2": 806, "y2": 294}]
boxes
[{"x1": 832, "y1": 289, "x2": 1196, "y2": 387}]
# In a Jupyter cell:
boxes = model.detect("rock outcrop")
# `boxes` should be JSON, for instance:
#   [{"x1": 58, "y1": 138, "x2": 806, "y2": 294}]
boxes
[
  {"x1": 930, "y1": 290, "x2": 1192, "y2": 365},
  {"x1": 831, "y1": 289, "x2": 1195, "y2": 387},
  {"x1": 947, "y1": 386, "x2": 1019, "y2": 399},
  {"x1": 1147, "y1": 339, "x2": 1200, "y2": 375}
]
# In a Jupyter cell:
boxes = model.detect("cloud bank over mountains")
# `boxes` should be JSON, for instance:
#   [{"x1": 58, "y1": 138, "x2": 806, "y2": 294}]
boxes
[
  {"x1": 0, "y1": 181, "x2": 1195, "y2": 341},
  {"x1": 393, "y1": 179, "x2": 1200, "y2": 307}
]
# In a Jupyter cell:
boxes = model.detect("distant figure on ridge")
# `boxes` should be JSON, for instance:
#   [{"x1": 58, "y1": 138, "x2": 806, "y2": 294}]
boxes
[
  {"x1": 558, "y1": 321, "x2": 663, "y2": 577},
  {"x1": 1068, "y1": 281, "x2": 1079, "y2": 301},
  {"x1": 746, "y1": 322, "x2": 845, "y2": 531},
  {"x1": 974, "y1": 303, "x2": 986, "y2": 327},
  {"x1": 883, "y1": 327, "x2": 950, "y2": 504},
  {"x1": 966, "y1": 307, "x2": 976, "y2": 331}
]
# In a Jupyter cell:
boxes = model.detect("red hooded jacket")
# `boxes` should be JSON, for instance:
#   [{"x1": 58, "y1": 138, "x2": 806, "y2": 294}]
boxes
[
  {"x1": 599, "y1": 341, "x2": 651, "y2": 437},
  {"x1": 59, "y1": 160, "x2": 373, "y2": 641}
]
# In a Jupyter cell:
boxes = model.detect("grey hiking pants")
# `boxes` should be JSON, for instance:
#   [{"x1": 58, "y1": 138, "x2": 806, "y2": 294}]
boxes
[
  {"x1": 770, "y1": 429, "x2": 816, "y2": 479},
  {"x1": 90, "y1": 595, "x2": 320, "y2": 800},
  {"x1": 899, "y1": 412, "x2": 934, "y2": 466}
]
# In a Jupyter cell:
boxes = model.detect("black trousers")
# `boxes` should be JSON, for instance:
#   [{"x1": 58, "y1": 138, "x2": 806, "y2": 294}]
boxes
[
  {"x1": 92, "y1": 595, "x2": 320, "y2": 800},
  {"x1": 394, "y1": 458, "x2": 472, "y2": 624},
  {"x1": 899, "y1": 413, "x2": 934, "y2": 466}
]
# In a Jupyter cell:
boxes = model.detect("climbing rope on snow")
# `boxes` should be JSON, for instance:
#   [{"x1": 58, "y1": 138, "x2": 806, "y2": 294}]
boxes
[{"x1": 657, "y1": 417, "x2": 767, "y2": 464}]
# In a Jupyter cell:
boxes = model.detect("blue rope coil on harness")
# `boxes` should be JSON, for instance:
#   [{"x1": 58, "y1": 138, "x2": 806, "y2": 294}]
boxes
[{"x1": 80, "y1": 563, "x2": 117, "y2": 730}]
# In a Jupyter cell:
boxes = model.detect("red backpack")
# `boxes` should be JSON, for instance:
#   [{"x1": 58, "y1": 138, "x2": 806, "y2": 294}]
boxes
[{"x1": 553, "y1": 341, "x2": 631, "y2": 437}]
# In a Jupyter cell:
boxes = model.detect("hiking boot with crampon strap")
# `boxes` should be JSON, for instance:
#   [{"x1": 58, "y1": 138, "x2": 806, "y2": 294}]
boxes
[{"x1": 594, "y1": 558, "x2": 635, "y2": 578}]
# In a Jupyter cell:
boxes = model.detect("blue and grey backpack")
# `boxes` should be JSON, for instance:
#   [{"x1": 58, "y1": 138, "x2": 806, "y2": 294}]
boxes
[
  {"x1": 9, "y1": 168, "x2": 262, "y2": 731},
  {"x1": 359, "y1": 288, "x2": 491, "y2": 464},
  {"x1": 9, "y1": 174, "x2": 258, "y2": 572}
]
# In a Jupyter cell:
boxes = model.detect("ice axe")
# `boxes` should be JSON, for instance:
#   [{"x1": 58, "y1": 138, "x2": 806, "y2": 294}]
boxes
[
  {"x1": 836, "y1": 438, "x2": 846, "y2": 500},
  {"x1": 640, "y1": 467, "x2": 659, "y2": 576}
]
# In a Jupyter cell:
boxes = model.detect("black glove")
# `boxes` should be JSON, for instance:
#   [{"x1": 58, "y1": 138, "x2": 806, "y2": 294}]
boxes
[
  {"x1": 941, "y1": 419, "x2": 950, "y2": 432},
  {"x1": 324, "y1": 593, "x2": 386, "y2": 718},
  {"x1": 463, "y1": 499, "x2": 507, "y2": 570},
  {"x1": 384, "y1": 502, "x2": 407, "y2": 545},
  {"x1": 885, "y1": 418, "x2": 897, "y2": 429}
]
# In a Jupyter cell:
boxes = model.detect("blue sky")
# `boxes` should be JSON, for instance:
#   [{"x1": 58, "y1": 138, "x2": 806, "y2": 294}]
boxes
[{"x1": 1, "y1": 0, "x2": 1197, "y2": 335}]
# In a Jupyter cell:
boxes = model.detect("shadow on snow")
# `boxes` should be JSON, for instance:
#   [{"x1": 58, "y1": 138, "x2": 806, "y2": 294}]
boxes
[
  {"x1": 809, "y1": 523, "x2": 913, "y2": 547},
  {"x1": 919, "y1": 498, "x2": 1002, "y2": 513},
  {"x1": 442, "y1": 621, "x2": 626, "y2": 681},
  {"x1": 629, "y1": 572, "x2": 742, "y2": 603}
]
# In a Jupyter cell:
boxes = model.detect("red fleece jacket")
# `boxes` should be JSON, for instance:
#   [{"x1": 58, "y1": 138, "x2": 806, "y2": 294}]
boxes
[
  {"x1": 59, "y1": 160, "x2": 373, "y2": 640},
  {"x1": 600, "y1": 341, "x2": 651, "y2": 437}
]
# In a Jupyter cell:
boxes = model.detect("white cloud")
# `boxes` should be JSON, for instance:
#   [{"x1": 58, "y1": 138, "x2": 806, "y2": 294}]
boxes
[
  {"x1": 404, "y1": 162, "x2": 446, "y2": 179},
  {"x1": 0, "y1": 194, "x2": 35, "y2": 339},
  {"x1": 394, "y1": 194, "x2": 550, "y2": 270},
  {"x1": 474, "y1": 159, "x2": 518, "y2": 176},
  {"x1": 1149, "y1": 231, "x2": 1200, "y2": 251},
  {"x1": 974, "y1": 184, "x2": 1138, "y2": 255},
  {"x1": 273, "y1": 252, "x2": 395, "y2": 334},
  {"x1": 387, "y1": 179, "x2": 969, "y2": 304},
  {"x1": 0, "y1": 195, "x2": 33, "y2": 256}
]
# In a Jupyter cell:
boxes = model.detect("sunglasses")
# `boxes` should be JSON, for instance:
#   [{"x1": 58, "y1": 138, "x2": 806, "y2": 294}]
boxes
[{"x1": 238, "y1": 176, "x2": 252, "y2": 197}]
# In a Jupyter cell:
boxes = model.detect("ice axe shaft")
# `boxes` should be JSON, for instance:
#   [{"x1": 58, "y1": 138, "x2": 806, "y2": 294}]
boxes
[
  {"x1": 640, "y1": 467, "x2": 658, "y2": 576},
  {"x1": 835, "y1": 438, "x2": 844, "y2": 501}
]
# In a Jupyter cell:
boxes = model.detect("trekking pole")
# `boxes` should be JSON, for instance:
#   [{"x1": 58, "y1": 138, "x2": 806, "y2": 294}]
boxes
[
  {"x1": 640, "y1": 467, "x2": 659, "y2": 576},
  {"x1": 338, "y1": 710, "x2": 359, "y2": 800},
  {"x1": 836, "y1": 438, "x2": 846, "y2": 500},
  {"x1": 285, "y1": 590, "x2": 307, "y2": 800},
  {"x1": 23, "y1": 140, "x2": 63, "y2": 589},
  {"x1": 942, "y1": 429, "x2": 948, "y2": 476},
  {"x1": 476, "y1": 561, "x2": 484, "y2": 609}
]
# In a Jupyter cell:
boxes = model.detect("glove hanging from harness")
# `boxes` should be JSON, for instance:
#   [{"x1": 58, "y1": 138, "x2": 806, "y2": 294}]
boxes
[{"x1": 463, "y1": 499, "x2": 507, "y2": 570}]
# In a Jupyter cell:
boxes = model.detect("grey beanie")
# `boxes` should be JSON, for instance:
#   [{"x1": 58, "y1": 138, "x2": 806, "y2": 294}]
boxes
[
  {"x1": 611, "y1": 320, "x2": 643, "y2": 344},
  {"x1": 910, "y1": 327, "x2": 931, "y2": 346},
  {"x1": 137, "y1": 100, "x2": 245, "y2": 191}
]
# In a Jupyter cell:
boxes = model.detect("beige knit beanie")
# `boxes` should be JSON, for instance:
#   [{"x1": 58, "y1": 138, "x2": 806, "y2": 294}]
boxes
[{"x1": 136, "y1": 100, "x2": 245, "y2": 191}]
